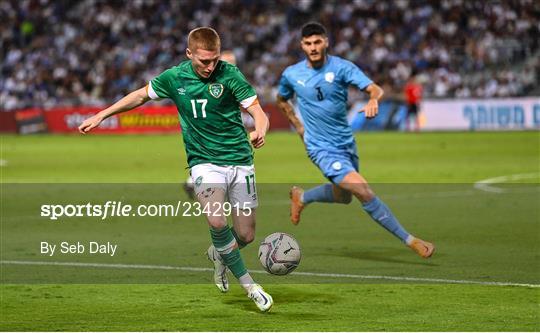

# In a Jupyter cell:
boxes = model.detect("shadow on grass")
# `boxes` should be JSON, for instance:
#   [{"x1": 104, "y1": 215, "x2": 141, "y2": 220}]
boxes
[
  {"x1": 331, "y1": 249, "x2": 439, "y2": 267},
  {"x1": 222, "y1": 286, "x2": 341, "y2": 316}
]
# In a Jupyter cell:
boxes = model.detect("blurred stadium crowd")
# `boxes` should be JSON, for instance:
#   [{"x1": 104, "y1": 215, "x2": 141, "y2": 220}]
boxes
[{"x1": 1, "y1": 0, "x2": 539, "y2": 110}]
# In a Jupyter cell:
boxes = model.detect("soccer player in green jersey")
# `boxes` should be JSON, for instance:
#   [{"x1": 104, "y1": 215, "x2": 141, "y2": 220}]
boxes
[
  {"x1": 183, "y1": 50, "x2": 238, "y2": 200},
  {"x1": 78, "y1": 27, "x2": 273, "y2": 312}
]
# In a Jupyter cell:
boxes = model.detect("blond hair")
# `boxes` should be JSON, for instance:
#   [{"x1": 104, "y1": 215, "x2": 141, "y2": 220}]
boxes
[{"x1": 187, "y1": 27, "x2": 221, "y2": 51}]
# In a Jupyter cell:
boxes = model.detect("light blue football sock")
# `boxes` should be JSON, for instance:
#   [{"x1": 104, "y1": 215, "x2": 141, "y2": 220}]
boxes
[
  {"x1": 362, "y1": 196, "x2": 410, "y2": 243},
  {"x1": 303, "y1": 184, "x2": 335, "y2": 204}
]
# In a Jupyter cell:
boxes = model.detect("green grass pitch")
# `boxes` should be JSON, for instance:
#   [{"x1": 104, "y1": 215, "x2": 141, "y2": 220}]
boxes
[{"x1": 1, "y1": 131, "x2": 539, "y2": 331}]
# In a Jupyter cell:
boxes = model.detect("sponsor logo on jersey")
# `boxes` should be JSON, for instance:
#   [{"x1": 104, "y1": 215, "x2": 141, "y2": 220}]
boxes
[
  {"x1": 325, "y1": 72, "x2": 335, "y2": 83},
  {"x1": 177, "y1": 87, "x2": 186, "y2": 95},
  {"x1": 209, "y1": 83, "x2": 224, "y2": 98}
]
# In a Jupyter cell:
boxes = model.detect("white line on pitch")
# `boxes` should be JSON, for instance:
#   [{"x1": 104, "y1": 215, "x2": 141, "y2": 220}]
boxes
[
  {"x1": 1, "y1": 260, "x2": 538, "y2": 288},
  {"x1": 474, "y1": 172, "x2": 539, "y2": 193}
]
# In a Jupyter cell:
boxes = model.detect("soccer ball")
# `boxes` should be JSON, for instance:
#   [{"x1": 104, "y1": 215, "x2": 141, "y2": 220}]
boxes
[{"x1": 258, "y1": 232, "x2": 301, "y2": 275}]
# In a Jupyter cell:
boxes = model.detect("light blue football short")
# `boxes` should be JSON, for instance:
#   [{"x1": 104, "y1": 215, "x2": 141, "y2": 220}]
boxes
[{"x1": 307, "y1": 143, "x2": 359, "y2": 184}]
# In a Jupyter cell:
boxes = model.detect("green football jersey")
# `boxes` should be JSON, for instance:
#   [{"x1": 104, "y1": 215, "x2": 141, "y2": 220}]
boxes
[{"x1": 148, "y1": 60, "x2": 256, "y2": 167}]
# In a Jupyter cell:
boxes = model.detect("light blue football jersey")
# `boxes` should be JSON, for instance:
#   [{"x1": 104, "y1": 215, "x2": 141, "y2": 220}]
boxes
[{"x1": 278, "y1": 55, "x2": 372, "y2": 150}]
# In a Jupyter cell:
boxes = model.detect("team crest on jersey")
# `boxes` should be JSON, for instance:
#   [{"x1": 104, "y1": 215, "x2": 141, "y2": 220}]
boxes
[
  {"x1": 332, "y1": 161, "x2": 342, "y2": 170},
  {"x1": 325, "y1": 72, "x2": 335, "y2": 83},
  {"x1": 208, "y1": 83, "x2": 224, "y2": 98}
]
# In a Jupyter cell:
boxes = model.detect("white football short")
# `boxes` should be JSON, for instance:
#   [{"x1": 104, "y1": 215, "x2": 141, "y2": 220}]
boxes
[{"x1": 190, "y1": 163, "x2": 258, "y2": 209}]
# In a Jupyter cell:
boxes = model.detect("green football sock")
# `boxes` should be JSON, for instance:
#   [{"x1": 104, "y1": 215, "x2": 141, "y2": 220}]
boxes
[{"x1": 210, "y1": 226, "x2": 248, "y2": 278}]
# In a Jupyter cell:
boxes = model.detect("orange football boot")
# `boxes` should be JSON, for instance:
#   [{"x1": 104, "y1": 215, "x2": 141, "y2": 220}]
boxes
[{"x1": 409, "y1": 237, "x2": 435, "y2": 258}]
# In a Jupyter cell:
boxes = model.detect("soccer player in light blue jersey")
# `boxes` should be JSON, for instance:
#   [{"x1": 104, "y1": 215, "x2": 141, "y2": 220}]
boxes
[{"x1": 276, "y1": 22, "x2": 434, "y2": 258}]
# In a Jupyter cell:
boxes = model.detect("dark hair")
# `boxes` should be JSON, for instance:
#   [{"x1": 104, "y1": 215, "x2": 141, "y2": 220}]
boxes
[{"x1": 301, "y1": 22, "x2": 327, "y2": 38}]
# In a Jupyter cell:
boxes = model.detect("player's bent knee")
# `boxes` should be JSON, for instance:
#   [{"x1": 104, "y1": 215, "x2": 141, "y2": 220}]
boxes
[
  {"x1": 354, "y1": 191, "x2": 375, "y2": 203},
  {"x1": 350, "y1": 186, "x2": 375, "y2": 203},
  {"x1": 206, "y1": 215, "x2": 227, "y2": 229},
  {"x1": 239, "y1": 231, "x2": 255, "y2": 244}
]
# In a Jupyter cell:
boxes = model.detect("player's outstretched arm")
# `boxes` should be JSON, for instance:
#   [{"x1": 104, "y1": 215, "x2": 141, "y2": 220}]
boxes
[
  {"x1": 276, "y1": 94, "x2": 304, "y2": 140},
  {"x1": 78, "y1": 86, "x2": 151, "y2": 134},
  {"x1": 360, "y1": 83, "x2": 384, "y2": 119},
  {"x1": 245, "y1": 102, "x2": 269, "y2": 149}
]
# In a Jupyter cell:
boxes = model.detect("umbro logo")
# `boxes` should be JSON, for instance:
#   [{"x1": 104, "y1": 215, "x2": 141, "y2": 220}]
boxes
[{"x1": 177, "y1": 88, "x2": 186, "y2": 95}]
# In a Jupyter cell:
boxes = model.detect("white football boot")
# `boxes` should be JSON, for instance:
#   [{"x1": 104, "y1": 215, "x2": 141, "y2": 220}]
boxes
[
  {"x1": 206, "y1": 245, "x2": 229, "y2": 293},
  {"x1": 247, "y1": 284, "x2": 273, "y2": 312}
]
